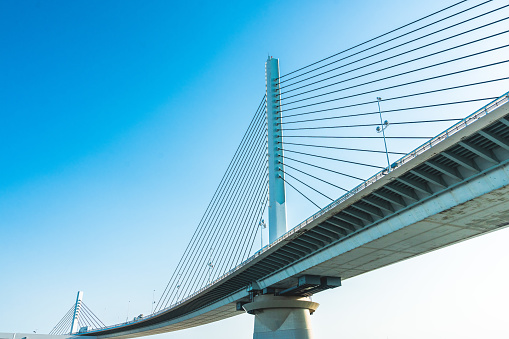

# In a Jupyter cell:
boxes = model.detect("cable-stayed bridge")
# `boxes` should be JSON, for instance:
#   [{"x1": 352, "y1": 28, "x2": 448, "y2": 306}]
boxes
[{"x1": 3, "y1": 0, "x2": 509, "y2": 338}]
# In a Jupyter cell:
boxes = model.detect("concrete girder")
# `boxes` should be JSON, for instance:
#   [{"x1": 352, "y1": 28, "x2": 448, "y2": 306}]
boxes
[
  {"x1": 362, "y1": 196, "x2": 395, "y2": 213},
  {"x1": 385, "y1": 184, "x2": 419, "y2": 202},
  {"x1": 333, "y1": 214, "x2": 364, "y2": 230},
  {"x1": 478, "y1": 130, "x2": 509, "y2": 151},
  {"x1": 280, "y1": 246, "x2": 306, "y2": 257},
  {"x1": 325, "y1": 218, "x2": 355, "y2": 233},
  {"x1": 275, "y1": 250, "x2": 300, "y2": 262},
  {"x1": 245, "y1": 266, "x2": 272, "y2": 277},
  {"x1": 258, "y1": 259, "x2": 282, "y2": 270},
  {"x1": 459, "y1": 141, "x2": 499, "y2": 164},
  {"x1": 425, "y1": 160, "x2": 463, "y2": 181},
  {"x1": 442, "y1": 151, "x2": 480, "y2": 173},
  {"x1": 286, "y1": 241, "x2": 314, "y2": 254},
  {"x1": 264, "y1": 255, "x2": 290, "y2": 266},
  {"x1": 409, "y1": 169, "x2": 448, "y2": 189},
  {"x1": 304, "y1": 230, "x2": 333, "y2": 244},
  {"x1": 396, "y1": 176, "x2": 433, "y2": 195},
  {"x1": 372, "y1": 190, "x2": 407, "y2": 208},
  {"x1": 342, "y1": 208, "x2": 375, "y2": 223},
  {"x1": 350, "y1": 203, "x2": 384, "y2": 218},
  {"x1": 311, "y1": 226, "x2": 342, "y2": 241},
  {"x1": 294, "y1": 237, "x2": 323, "y2": 250},
  {"x1": 320, "y1": 222, "x2": 349, "y2": 236},
  {"x1": 499, "y1": 117, "x2": 509, "y2": 127}
]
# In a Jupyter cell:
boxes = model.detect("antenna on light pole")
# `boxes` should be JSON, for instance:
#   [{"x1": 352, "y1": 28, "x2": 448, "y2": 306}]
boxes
[{"x1": 376, "y1": 97, "x2": 391, "y2": 172}]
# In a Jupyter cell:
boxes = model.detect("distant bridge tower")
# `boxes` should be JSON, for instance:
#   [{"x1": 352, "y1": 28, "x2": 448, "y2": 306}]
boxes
[
  {"x1": 69, "y1": 291, "x2": 83, "y2": 334},
  {"x1": 266, "y1": 56, "x2": 288, "y2": 244}
]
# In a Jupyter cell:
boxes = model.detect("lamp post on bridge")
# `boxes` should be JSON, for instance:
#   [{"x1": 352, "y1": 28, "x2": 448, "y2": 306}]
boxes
[
  {"x1": 376, "y1": 97, "x2": 391, "y2": 172},
  {"x1": 207, "y1": 247, "x2": 214, "y2": 283},
  {"x1": 259, "y1": 219, "x2": 266, "y2": 249}
]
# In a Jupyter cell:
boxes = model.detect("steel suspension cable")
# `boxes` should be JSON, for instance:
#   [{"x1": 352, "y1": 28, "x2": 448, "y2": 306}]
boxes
[
  {"x1": 282, "y1": 142, "x2": 406, "y2": 155},
  {"x1": 188, "y1": 120, "x2": 268, "y2": 291},
  {"x1": 281, "y1": 77, "x2": 508, "y2": 119},
  {"x1": 49, "y1": 305, "x2": 75, "y2": 335},
  {"x1": 172, "y1": 123, "x2": 267, "y2": 297},
  {"x1": 281, "y1": 39, "x2": 509, "y2": 101},
  {"x1": 53, "y1": 307, "x2": 74, "y2": 335},
  {"x1": 283, "y1": 162, "x2": 348, "y2": 192},
  {"x1": 280, "y1": 60, "x2": 509, "y2": 111},
  {"x1": 281, "y1": 119, "x2": 462, "y2": 131},
  {"x1": 280, "y1": 175, "x2": 321, "y2": 209},
  {"x1": 82, "y1": 302, "x2": 106, "y2": 327},
  {"x1": 282, "y1": 169, "x2": 334, "y2": 201},
  {"x1": 279, "y1": 0, "x2": 498, "y2": 86},
  {"x1": 207, "y1": 141, "x2": 268, "y2": 280},
  {"x1": 241, "y1": 189, "x2": 269, "y2": 256},
  {"x1": 155, "y1": 99, "x2": 265, "y2": 310},
  {"x1": 80, "y1": 308, "x2": 99, "y2": 329},
  {"x1": 58, "y1": 307, "x2": 76, "y2": 334},
  {"x1": 212, "y1": 150, "x2": 268, "y2": 272},
  {"x1": 195, "y1": 140, "x2": 268, "y2": 284},
  {"x1": 280, "y1": 26, "x2": 509, "y2": 97},
  {"x1": 49, "y1": 306, "x2": 72, "y2": 334},
  {"x1": 184, "y1": 139, "x2": 268, "y2": 297},
  {"x1": 167, "y1": 114, "x2": 268, "y2": 306},
  {"x1": 281, "y1": 148, "x2": 385, "y2": 169},
  {"x1": 156, "y1": 97, "x2": 266, "y2": 311},
  {"x1": 283, "y1": 156, "x2": 365, "y2": 181},
  {"x1": 283, "y1": 136, "x2": 432, "y2": 139},
  {"x1": 278, "y1": 0, "x2": 469, "y2": 79},
  {"x1": 216, "y1": 169, "x2": 269, "y2": 278},
  {"x1": 227, "y1": 167, "x2": 269, "y2": 266},
  {"x1": 280, "y1": 98, "x2": 497, "y2": 124},
  {"x1": 156, "y1": 110, "x2": 265, "y2": 310},
  {"x1": 204, "y1": 135, "x2": 268, "y2": 279},
  {"x1": 165, "y1": 111, "x2": 267, "y2": 307},
  {"x1": 243, "y1": 195, "x2": 269, "y2": 258}
]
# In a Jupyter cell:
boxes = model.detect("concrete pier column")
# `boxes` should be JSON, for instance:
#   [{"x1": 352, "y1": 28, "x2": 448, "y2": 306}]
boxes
[{"x1": 243, "y1": 295, "x2": 319, "y2": 339}]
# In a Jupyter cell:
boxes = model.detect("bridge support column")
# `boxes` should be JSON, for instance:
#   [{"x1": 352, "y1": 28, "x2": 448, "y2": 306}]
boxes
[{"x1": 244, "y1": 295, "x2": 319, "y2": 339}]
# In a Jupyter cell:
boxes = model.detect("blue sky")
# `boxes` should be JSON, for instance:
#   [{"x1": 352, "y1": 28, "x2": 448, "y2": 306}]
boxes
[{"x1": 1, "y1": 0, "x2": 509, "y2": 338}]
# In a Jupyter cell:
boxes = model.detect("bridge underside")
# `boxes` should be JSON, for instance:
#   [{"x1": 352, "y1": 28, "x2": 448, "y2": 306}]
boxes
[
  {"x1": 266, "y1": 172, "x2": 509, "y2": 289},
  {"x1": 97, "y1": 175, "x2": 509, "y2": 339}
]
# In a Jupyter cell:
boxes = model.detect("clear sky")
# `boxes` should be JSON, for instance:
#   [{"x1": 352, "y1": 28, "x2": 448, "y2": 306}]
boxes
[{"x1": 1, "y1": 0, "x2": 509, "y2": 338}]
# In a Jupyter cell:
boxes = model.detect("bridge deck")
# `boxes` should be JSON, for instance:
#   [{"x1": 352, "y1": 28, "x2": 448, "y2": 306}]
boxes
[{"x1": 85, "y1": 92, "x2": 509, "y2": 339}]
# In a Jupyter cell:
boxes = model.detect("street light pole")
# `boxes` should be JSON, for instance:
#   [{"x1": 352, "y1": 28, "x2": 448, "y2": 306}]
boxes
[
  {"x1": 259, "y1": 219, "x2": 266, "y2": 249},
  {"x1": 151, "y1": 290, "x2": 155, "y2": 314},
  {"x1": 376, "y1": 97, "x2": 391, "y2": 172}
]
